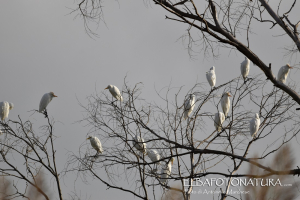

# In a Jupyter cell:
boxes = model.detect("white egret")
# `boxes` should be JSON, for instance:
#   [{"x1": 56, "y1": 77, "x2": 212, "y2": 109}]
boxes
[
  {"x1": 214, "y1": 112, "x2": 225, "y2": 132},
  {"x1": 39, "y1": 92, "x2": 57, "y2": 113},
  {"x1": 87, "y1": 136, "x2": 103, "y2": 154},
  {"x1": 147, "y1": 149, "x2": 161, "y2": 164},
  {"x1": 206, "y1": 66, "x2": 216, "y2": 89},
  {"x1": 183, "y1": 94, "x2": 196, "y2": 120},
  {"x1": 133, "y1": 135, "x2": 147, "y2": 155},
  {"x1": 221, "y1": 92, "x2": 231, "y2": 117},
  {"x1": 0, "y1": 101, "x2": 12, "y2": 121},
  {"x1": 147, "y1": 149, "x2": 161, "y2": 165},
  {"x1": 250, "y1": 113, "x2": 260, "y2": 138},
  {"x1": 277, "y1": 64, "x2": 292, "y2": 83},
  {"x1": 147, "y1": 149, "x2": 161, "y2": 172},
  {"x1": 240, "y1": 57, "x2": 250, "y2": 82},
  {"x1": 160, "y1": 157, "x2": 175, "y2": 184},
  {"x1": 105, "y1": 85, "x2": 123, "y2": 101}
]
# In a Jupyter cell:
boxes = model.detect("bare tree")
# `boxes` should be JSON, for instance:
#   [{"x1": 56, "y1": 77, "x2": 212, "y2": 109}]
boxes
[
  {"x1": 67, "y1": 2, "x2": 300, "y2": 197},
  {"x1": 71, "y1": 0, "x2": 300, "y2": 106},
  {"x1": 65, "y1": 74, "x2": 300, "y2": 200},
  {"x1": 2, "y1": 1, "x2": 300, "y2": 200},
  {"x1": 1, "y1": 78, "x2": 299, "y2": 200},
  {"x1": 0, "y1": 115, "x2": 63, "y2": 200}
]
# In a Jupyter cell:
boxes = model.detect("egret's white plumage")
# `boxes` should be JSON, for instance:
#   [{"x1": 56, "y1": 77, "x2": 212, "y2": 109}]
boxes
[
  {"x1": 183, "y1": 94, "x2": 196, "y2": 120},
  {"x1": 240, "y1": 57, "x2": 250, "y2": 81},
  {"x1": 105, "y1": 85, "x2": 123, "y2": 101},
  {"x1": 39, "y1": 92, "x2": 57, "y2": 112},
  {"x1": 221, "y1": 92, "x2": 231, "y2": 117},
  {"x1": 87, "y1": 136, "x2": 103, "y2": 154},
  {"x1": 206, "y1": 66, "x2": 216, "y2": 88},
  {"x1": 277, "y1": 64, "x2": 292, "y2": 83},
  {"x1": 160, "y1": 157, "x2": 174, "y2": 184},
  {"x1": 214, "y1": 112, "x2": 225, "y2": 132},
  {"x1": 133, "y1": 135, "x2": 147, "y2": 155},
  {"x1": 0, "y1": 101, "x2": 12, "y2": 121},
  {"x1": 250, "y1": 113, "x2": 260, "y2": 138},
  {"x1": 147, "y1": 149, "x2": 161, "y2": 165}
]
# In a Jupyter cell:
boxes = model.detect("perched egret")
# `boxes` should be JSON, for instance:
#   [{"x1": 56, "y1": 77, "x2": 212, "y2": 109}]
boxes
[
  {"x1": 0, "y1": 129, "x2": 3, "y2": 136},
  {"x1": 240, "y1": 57, "x2": 250, "y2": 82},
  {"x1": 214, "y1": 112, "x2": 225, "y2": 132},
  {"x1": 160, "y1": 157, "x2": 175, "y2": 184},
  {"x1": 183, "y1": 94, "x2": 196, "y2": 120},
  {"x1": 147, "y1": 149, "x2": 161, "y2": 165},
  {"x1": 39, "y1": 92, "x2": 57, "y2": 113},
  {"x1": 87, "y1": 136, "x2": 103, "y2": 154},
  {"x1": 221, "y1": 92, "x2": 231, "y2": 117},
  {"x1": 105, "y1": 85, "x2": 123, "y2": 101},
  {"x1": 0, "y1": 101, "x2": 12, "y2": 121},
  {"x1": 277, "y1": 64, "x2": 292, "y2": 83},
  {"x1": 206, "y1": 66, "x2": 216, "y2": 89},
  {"x1": 250, "y1": 113, "x2": 260, "y2": 138},
  {"x1": 133, "y1": 135, "x2": 147, "y2": 155},
  {"x1": 147, "y1": 149, "x2": 161, "y2": 173}
]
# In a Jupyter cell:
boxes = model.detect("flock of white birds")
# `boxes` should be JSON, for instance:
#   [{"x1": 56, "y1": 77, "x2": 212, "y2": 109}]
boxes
[
  {"x1": 205, "y1": 58, "x2": 292, "y2": 138},
  {"x1": 0, "y1": 59, "x2": 292, "y2": 185}
]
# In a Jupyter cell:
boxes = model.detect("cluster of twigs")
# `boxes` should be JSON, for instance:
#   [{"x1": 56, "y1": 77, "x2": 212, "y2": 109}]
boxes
[
  {"x1": 63, "y1": 74, "x2": 300, "y2": 200},
  {"x1": 0, "y1": 114, "x2": 62, "y2": 200}
]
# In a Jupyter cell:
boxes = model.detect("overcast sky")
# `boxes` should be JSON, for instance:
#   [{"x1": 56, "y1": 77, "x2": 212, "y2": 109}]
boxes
[{"x1": 1, "y1": 0, "x2": 300, "y2": 199}]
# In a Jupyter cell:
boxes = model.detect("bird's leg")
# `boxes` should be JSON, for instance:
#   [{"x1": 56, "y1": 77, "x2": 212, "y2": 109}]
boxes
[
  {"x1": 245, "y1": 77, "x2": 253, "y2": 83},
  {"x1": 138, "y1": 152, "x2": 144, "y2": 160},
  {"x1": 2, "y1": 120, "x2": 8, "y2": 127},
  {"x1": 150, "y1": 165, "x2": 158, "y2": 174},
  {"x1": 153, "y1": 164, "x2": 158, "y2": 173},
  {"x1": 43, "y1": 109, "x2": 48, "y2": 118},
  {"x1": 89, "y1": 159, "x2": 95, "y2": 168},
  {"x1": 94, "y1": 152, "x2": 99, "y2": 158},
  {"x1": 111, "y1": 100, "x2": 118, "y2": 105},
  {"x1": 150, "y1": 164, "x2": 157, "y2": 174}
]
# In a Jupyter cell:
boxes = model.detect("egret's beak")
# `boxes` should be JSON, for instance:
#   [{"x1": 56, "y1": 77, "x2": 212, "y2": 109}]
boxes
[
  {"x1": 171, "y1": 160, "x2": 174, "y2": 165},
  {"x1": 228, "y1": 93, "x2": 232, "y2": 97},
  {"x1": 289, "y1": 66, "x2": 293, "y2": 69},
  {"x1": 53, "y1": 94, "x2": 58, "y2": 97},
  {"x1": 105, "y1": 87, "x2": 109, "y2": 90},
  {"x1": 86, "y1": 137, "x2": 91, "y2": 140}
]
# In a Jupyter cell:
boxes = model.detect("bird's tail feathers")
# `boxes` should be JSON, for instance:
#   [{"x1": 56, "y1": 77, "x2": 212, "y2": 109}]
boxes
[{"x1": 183, "y1": 112, "x2": 188, "y2": 120}]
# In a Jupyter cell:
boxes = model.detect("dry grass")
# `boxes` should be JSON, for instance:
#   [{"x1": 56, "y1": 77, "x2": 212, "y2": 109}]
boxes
[
  {"x1": 0, "y1": 171, "x2": 51, "y2": 200},
  {"x1": 0, "y1": 177, "x2": 12, "y2": 200},
  {"x1": 26, "y1": 171, "x2": 51, "y2": 200},
  {"x1": 245, "y1": 145, "x2": 299, "y2": 200}
]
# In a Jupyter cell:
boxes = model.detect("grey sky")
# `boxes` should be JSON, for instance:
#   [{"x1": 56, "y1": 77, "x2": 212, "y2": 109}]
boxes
[{"x1": 1, "y1": 0, "x2": 300, "y2": 199}]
